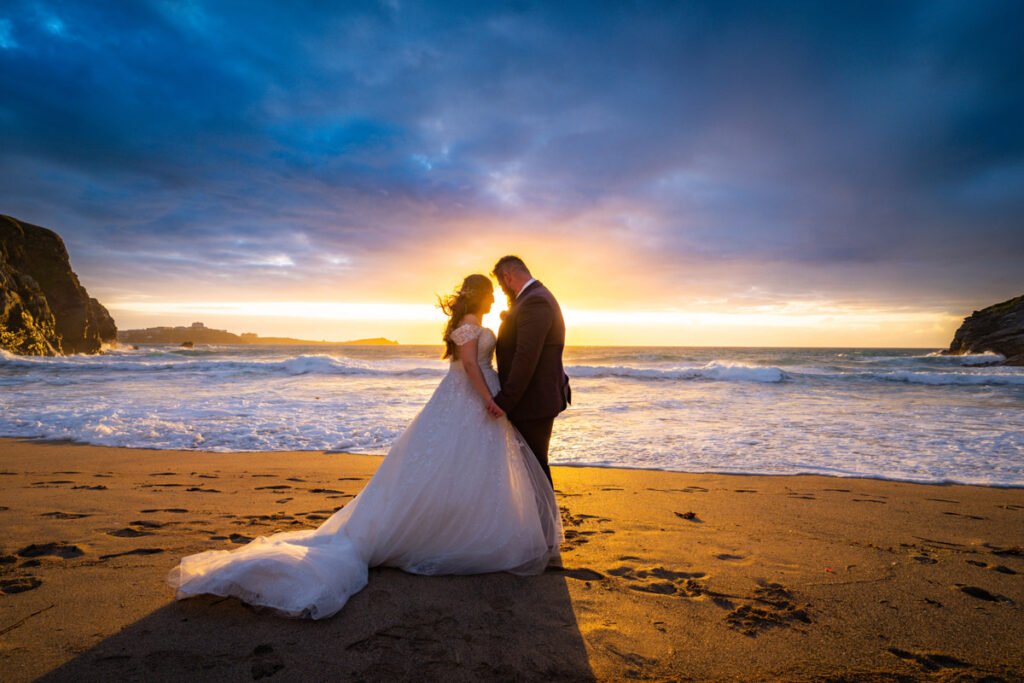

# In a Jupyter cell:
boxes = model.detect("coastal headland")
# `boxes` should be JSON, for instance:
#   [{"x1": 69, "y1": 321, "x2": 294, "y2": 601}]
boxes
[
  {"x1": 118, "y1": 322, "x2": 397, "y2": 347},
  {"x1": 0, "y1": 439, "x2": 1021, "y2": 681}
]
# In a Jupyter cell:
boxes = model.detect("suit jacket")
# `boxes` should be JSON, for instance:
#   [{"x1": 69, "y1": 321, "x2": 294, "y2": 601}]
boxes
[{"x1": 493, "y1": 280, "x2": 571, "y2": 421}]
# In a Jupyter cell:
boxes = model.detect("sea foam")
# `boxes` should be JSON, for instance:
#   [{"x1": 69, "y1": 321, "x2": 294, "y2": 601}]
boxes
[{"x1": 2, "y1": 344, "x2": 1022, "y2": 486}]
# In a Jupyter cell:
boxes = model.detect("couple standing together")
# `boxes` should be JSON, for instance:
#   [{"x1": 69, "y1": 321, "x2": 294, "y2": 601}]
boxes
[{"x1": 169, "y1": 256, "x2": 572, "y2": 619}]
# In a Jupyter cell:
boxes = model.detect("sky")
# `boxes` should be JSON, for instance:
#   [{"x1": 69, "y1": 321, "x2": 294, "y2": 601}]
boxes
[{"x1": 1, "y1": 1, "x2": 1022, "y2": 346}]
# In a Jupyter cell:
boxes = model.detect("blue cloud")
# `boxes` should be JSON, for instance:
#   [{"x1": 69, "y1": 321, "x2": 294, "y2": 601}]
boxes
[{"x1": 0, "y1": 0, "x2": 1021, "y2": 308}]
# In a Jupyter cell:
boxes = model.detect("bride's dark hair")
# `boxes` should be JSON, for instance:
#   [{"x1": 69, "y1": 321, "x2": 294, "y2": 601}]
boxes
[{"x1": 439, "y1": 274, "x2": 493, "y2": 360}]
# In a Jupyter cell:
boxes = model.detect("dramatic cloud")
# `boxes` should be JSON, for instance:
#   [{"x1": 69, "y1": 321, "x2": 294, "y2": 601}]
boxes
[{"x1": 1, "y1": 1, "x2": 1021, "y2": 338}]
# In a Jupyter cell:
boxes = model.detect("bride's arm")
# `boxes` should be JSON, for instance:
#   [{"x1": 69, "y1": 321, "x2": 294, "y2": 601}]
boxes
[{"x1": 455, "y1": 319, "x2": 504, "y2": 418}]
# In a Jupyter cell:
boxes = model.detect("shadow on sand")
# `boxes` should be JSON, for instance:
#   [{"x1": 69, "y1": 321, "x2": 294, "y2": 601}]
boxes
[{"x1": 37, "y1": 566, "x2": 595, "y2": 682}]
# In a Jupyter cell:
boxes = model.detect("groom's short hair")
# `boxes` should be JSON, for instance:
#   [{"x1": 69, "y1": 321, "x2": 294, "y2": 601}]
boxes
[{"x1": 493, "y1": 255, "x2": 530, "y2": 277}]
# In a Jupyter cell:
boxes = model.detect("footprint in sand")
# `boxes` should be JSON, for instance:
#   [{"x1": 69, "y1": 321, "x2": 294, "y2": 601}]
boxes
[
  {"x1": 957, "y1": 585, "x2": 1014, "y2": 604},
  {"x1": 716, "y1": 553, "x2": 745, "y2": 561},
  {"x1": 562, "y1": 529, "x2": 598, "y2": 548},
  {"x1": 71, "y1": 484, "x2": 107, "y2": 490},
  {"x1": 557, "y1": 567, "x2": 606, "y2": 582},
  {"x1": 107, "y1": 527, "x2": 154, "y2": 538},
  {"x1": 983, "y1": 543, "x2": 1023, "y2": 558},
  {"x1": 647, "y1": 486, "x2": 709, "y2": 493},
  {"x1": 186, "y1": 487, "x2": 221, "y2": 493},
  {"x1": 942, "y1": 511, "x2": 987, "y2": 520},
  {"x1": 559, "y1": 507, "x2": 610, "y2": 551},
  {"x1": 17, "y1": 542, "x2": 85, "y2": 559},
  {"x1": 41, "y1": 511, "x2": 92, "y2": 520},
  {"x1": 99, "y1": 548, "x2": 165, "y2": 560},
  {"x1": 725, "y1": 582, "x2": 811, "y2": 636},
  {"x1": 148, "y1": 472, "x2": 177, "y2": 476},
  {"x1": 966, "y1": 560, "x2": 1017, "y2": 575},
  {"x1": 608, "y1": 565, "x2": 709, "y2": 597},
  {"x1": 255, "y1": 485, "x2": 292, "y2": 491},
  {"x1": 129, "y1": 520, "x2": 169, "y2": 529},
  {"x1": 887, "y1": 647, "x2": 970, "y2": 672},
  {"x1": 140, "y1": 508, "x2": 189, "y2": 514},
  {"x1": 0, "y1": 576, "x2": 42, "y2": 594},
  {"x1": 250, "y1": 643, "x2": 285, "y2": 680}
]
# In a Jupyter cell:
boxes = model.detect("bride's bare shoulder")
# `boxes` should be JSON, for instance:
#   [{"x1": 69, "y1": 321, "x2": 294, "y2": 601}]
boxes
[{"x1": 460, "y1": 314, "x2": 481, "y2": 326}]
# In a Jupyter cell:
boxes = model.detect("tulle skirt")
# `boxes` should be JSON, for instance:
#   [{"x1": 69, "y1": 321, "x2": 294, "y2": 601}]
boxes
[{"x1": 167, "y1": 366, "x2": 562, "y2": 619}]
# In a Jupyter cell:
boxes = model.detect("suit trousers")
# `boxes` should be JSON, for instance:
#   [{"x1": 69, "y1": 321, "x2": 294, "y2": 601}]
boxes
[{"x1": 512, "y1": 416, "x2": 554, "y2": 486}]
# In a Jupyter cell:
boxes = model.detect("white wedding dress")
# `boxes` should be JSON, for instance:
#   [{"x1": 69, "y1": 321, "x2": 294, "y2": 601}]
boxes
[{"x1": 167, "y1": 324, "x2": 562, "y2": 619}]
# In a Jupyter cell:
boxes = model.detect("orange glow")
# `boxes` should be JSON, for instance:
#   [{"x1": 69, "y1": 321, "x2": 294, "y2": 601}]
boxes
[
  {"x1": 100, "y1": 218, "x2": 964, "y2": 348},
  {"x1": 108, "y1": 298, "x2": 961, "y2": 348}
]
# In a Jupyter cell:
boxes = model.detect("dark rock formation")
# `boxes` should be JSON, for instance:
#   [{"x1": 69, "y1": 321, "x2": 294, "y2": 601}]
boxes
[
  {"x1": 1, "y1": 215, "x2": 117, "y2": 355},
  {"x1": 945, "y1": 295, "x2": 1024, "y2": 366},
  {"x1": 119, "y1": 322, "x2": 242, "y2": 345}
]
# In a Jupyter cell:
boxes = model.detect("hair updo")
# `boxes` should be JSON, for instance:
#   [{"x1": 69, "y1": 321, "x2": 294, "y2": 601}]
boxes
[{"x1": 439, "y1": 273, "x2": 493, "y2": 360}]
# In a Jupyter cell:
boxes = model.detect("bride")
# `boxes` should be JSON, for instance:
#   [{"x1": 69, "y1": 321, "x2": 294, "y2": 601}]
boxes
[{"x1": 167, "y1": 274, "x2": 562, "y2": 619}]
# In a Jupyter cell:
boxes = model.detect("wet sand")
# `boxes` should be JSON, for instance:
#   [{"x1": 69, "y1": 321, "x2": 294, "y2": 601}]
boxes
[{"x1": 0, "y1": 437, "x2": 1022, "y2": 681}]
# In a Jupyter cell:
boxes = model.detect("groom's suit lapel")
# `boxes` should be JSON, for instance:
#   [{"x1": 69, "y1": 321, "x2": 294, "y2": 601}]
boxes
[
  {"x1": 500, "y1": 280, "x2": 541, "y2": 339},
  {"x1": 511, "y1": 280, "x2": 541, "y2": 312},
  {"x1": 499, "y1": 280, "x2": 540, "y2": 350}
]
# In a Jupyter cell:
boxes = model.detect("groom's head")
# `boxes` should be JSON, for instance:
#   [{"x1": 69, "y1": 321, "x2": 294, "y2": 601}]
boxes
[{"x1": 492, "y1": 255, "x2": 532, "y2": 303}]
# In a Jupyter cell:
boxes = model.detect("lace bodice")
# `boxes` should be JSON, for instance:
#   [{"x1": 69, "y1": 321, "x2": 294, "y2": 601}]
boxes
[{"x1": 449, "y1": 324, "x2": 497, "y2": 368}]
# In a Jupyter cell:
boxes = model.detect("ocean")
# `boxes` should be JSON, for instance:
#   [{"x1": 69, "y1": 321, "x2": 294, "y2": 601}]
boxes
[{"x1": 2, "y1": 345, "x2": 1022, "y2": 486}]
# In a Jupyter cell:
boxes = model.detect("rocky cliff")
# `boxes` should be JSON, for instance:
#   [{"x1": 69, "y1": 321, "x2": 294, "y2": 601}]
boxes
[
  {"x1": 945, "y1": 294, "x2": 1024, "y2": 366},
  {"x1": 0, "y1": 215, "x2": 117, "y2": 355}
]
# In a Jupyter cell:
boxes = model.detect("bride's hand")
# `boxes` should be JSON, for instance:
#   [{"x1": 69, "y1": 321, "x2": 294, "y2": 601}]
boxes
[{"x1": 485, "y1": 399, "x2": 505, "y2": 419}]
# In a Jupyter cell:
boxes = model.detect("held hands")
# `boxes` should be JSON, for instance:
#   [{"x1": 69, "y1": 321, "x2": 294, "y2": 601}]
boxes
[{"x1": 485, "y1": 399, "x2": 505, "y2": 419}]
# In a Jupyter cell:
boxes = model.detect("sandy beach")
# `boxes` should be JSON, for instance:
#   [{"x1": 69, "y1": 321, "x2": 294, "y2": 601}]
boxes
[{"x1": 0, "y1": 437, "x2": 1021, "y2": 681}]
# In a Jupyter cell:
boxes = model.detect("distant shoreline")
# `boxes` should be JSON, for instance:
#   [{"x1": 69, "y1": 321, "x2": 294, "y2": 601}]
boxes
[{"x1": 117, "y1": 322, "x2": 398, "y2": 346}]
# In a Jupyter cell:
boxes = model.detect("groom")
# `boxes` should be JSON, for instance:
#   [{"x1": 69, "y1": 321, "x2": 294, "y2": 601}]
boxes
[{"x1": 491, "y1": 255, "x2": 571, "y2": 485}]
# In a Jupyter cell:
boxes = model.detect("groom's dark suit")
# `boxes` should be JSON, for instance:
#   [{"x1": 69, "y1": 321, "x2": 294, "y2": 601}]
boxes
[{"x1": 494, "y1": 280, "x2": 571, "y2": 484}]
